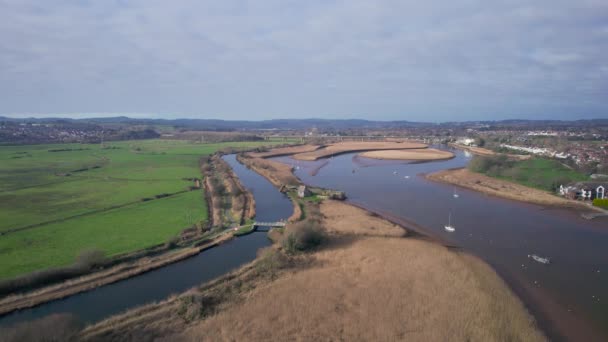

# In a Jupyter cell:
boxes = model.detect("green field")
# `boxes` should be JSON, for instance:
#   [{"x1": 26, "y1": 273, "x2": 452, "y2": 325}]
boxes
[
  {"x1": 469, "y1": 156, "x2": 587, "y2": 191},
  {"x1": 0, "y1": 139, "x2": 284, "y2": 279}
]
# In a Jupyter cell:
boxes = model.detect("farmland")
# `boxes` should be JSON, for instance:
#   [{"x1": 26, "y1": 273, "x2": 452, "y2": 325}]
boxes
[{"x1": 0, "y1": 139, "x2": 283, "y2": 280}]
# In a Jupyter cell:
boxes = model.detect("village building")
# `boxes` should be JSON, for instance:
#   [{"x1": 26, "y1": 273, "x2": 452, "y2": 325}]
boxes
[
  {"x1": 297, "y1": 185, "x2": 311, "y2": 198},
  {"x1": 559, "y1": 182, "x2": 607, "y2": 200}
]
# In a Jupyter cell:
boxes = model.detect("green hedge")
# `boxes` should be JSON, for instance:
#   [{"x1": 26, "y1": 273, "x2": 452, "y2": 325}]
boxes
[{"x1": 593, "y1": 198, "x2": 608, "y2": 209}]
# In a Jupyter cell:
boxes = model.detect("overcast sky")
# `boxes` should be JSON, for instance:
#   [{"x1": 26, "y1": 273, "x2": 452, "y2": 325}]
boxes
[{"x1": 1, "y1": 0, "x2": 607, "y2": 122}]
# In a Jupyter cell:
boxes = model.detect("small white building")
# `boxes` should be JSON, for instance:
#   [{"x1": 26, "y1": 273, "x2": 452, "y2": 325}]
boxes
[
  {"x1": 597, "y1": 185, "x2": 605, "y2": 200},
  {"x1": 297, "y1": 185, "x2": 311, "y2": 198}
]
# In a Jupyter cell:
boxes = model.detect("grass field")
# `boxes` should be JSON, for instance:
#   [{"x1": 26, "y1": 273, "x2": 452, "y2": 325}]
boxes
[
  {"x1": 0, "y1": 139, "x2": 285, "y2": 280},
  {"x1": 469, "y1": 156, "x2": 587, "y2": 191}
]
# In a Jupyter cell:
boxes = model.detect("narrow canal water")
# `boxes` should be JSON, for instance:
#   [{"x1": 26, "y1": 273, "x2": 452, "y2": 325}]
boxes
[
  {"x1": 273, "y1": 147, "x2": 608, "y2": 341},
  {"x1": 0, "y1": 154, "x2": 292, "y2": 327}
]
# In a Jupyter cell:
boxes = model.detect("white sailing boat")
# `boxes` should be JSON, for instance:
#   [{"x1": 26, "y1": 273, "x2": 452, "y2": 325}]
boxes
[
  {"x1": 453, "y1": 188, "x2": 459, "y2": 198},
  {"x1": 528, "y1": 254, "x2": 550, "y2": 264},
  {"x1": 444, "y1": 212, "x2": 455, "y2": 232}
]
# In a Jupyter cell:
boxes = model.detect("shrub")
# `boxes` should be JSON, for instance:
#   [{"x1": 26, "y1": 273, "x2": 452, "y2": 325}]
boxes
[
  {"x1": 0, "y1": 313, "x2": 83, "y2": 342},
  {"x1": 593, "y1": 198, "x2": 608, "y2": 209},
  {"x1": 165, "y1": 236, "x2": 180, "y2": 249},
  {"x1": 468, "y1": 155, "x2": 512, "y2": 174},
  {"x1": 176, "y1": 294, "x2": 219, "y2": 323},
  {"x1": 75, "y1": 249, "x2": 106, "y2": 269},
  {"x1": 215, "y1": 182, "x2": 226, "y2": 196},
  {"x1": 255, "y1": 248, "x2": 291, "y2": 276},
  {"x1": 281, "y1": 221, "x2": 324, "y2": 254}
]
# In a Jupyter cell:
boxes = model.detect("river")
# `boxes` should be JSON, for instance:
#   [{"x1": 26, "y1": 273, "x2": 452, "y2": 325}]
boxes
[
  {"x1": 0, "y1": 154, "x2": 293, "y2": 327},
  {"x1": 272, "y1": 147, "x2": 608, "y2": 341},
  {"x1": 2, "y1": 150, "x2": 606, "y2": 340}
]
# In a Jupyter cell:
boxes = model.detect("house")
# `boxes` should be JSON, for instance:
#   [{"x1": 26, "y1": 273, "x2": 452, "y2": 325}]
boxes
[
  {"x1": 559, "y1": 182, "x2": 607, "y2": 200},
  {"x1": 297, "y1": 185, "x2": 311, "y2": 198}
]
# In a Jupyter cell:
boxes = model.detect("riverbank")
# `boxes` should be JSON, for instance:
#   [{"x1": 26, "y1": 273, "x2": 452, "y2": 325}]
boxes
[
  {"x1": 0, "y1": 152, "x2": 260, "y2": 317},
  {"x1": 427, "y1": 168, "x2": 592, "y2": 209},
  {"x1": 359, "y1": 148, "x2": 454, "y2": 161},
  {"x1": 237, "y1": 153, "x2": 300, "y2": 187},
  {"x1": 75, "y1": 200, "x2": 544, "y2": 341},
  {"x1": 0, "y1": 232, "x2": 234, "y2": 317},
  {"x1": 292, "y1": 141, "x2": 428, "y2": 160}
]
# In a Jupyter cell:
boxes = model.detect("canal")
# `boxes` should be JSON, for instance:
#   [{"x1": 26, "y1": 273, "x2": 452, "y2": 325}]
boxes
[{"x1": 0, "y1": 154, "x2": 293, "y2": 327}]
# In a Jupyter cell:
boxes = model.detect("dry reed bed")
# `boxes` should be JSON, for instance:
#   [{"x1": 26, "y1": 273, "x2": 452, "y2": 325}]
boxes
[
  {"x1": 292, "y1": 141, "x2": 428, "y2": 161},
  {"x1": 178, "y1": 200, "x2": 544, "y2": 342},
  {"x1": 359, "y1": 148, "x2": 454, "y2": 161}
]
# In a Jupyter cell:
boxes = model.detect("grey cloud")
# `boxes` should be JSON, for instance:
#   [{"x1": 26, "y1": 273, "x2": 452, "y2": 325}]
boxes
[{"x1": 0, "y1": 0, "x2": 607, "y2": 121}]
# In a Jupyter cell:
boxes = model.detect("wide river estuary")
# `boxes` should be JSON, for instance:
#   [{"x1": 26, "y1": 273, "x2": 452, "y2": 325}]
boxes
[{"x1": 273, "y1": 146, "x2": 608, "y2": 341}]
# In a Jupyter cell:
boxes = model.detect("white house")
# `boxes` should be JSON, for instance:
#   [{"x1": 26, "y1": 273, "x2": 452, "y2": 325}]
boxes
[{"x1": 597, "y1": 186, "x2": 605, "y2": 200}]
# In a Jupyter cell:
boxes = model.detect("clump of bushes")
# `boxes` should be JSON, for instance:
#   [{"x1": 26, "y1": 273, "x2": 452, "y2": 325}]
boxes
[
  {"x1": 165, "y1": 236, "x2": 180, "y2": 249},
  {"x1": 0, "y1": 313, "x2": 83, "y2": 342},
  {"x1": 468, "y1": 155, "x2": 513, "y2": 175},
  {"x1": 75, "y1": 249, "x2": 107, "y2": 269},
  {"x1": 176, "y1": 293, "x2": 220, "y2": 323},
  {"x1": 255, "y1": 247, "x2": 291, "y2": 277},
  {"x1": 281, "y1": 221, "x2": 324, "y2": 254},
  {"x1": 593, "y1": 198, "x2": 608, "y2": 209}
]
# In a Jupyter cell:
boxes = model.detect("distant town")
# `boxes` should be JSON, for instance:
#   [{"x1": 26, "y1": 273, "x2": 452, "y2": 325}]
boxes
[{"x1": 2, "y1": 116, "x2": 606, "y2": 176}]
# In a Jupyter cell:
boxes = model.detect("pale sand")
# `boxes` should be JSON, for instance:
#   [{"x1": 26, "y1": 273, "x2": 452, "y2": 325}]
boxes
[
  {"x1": 360, "y1": 148, "x2": 454, "y2": 161},
  {"x1": 292, "y1": 141, "x2": 428, "y2": 161}
]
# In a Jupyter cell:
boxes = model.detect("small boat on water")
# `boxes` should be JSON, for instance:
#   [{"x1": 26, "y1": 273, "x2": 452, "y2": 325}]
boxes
[
  {"x1": 453, "y1": 188, "x2": 459, "y2": 198},
  {"x1": 528, "y1": 254, "x2": 550, "y2": 264},
  {"x1": 404, "y1": 175, "x2": 410, "y2": 179},
  {"x1": 393, "y1": 171, "x2": 398, "y2": 175},
  {"x1": 444, "y1": 212, "x2": 455, "y2": 232}
]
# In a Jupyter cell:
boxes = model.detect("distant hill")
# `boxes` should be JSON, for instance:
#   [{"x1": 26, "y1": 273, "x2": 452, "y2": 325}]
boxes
[{"x1": 1, "y1": 116, "x2": 607, "y2": 131}]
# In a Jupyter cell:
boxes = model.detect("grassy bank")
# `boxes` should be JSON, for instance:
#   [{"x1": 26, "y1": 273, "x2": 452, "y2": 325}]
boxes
[{"x1": 468, "y1": 155, "x2": 587, "y2": 192}]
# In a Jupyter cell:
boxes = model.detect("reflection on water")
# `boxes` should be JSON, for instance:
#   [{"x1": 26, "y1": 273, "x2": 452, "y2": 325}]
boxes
[
  {"x1": 0, "y1": 154, "x2": 292, "y2": 327},
  {"x1": 274, "y1": 147, "x2": 608, "y2": 340}
]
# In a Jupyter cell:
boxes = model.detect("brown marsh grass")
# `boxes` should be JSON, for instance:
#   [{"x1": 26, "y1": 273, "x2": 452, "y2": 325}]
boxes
[{"x1": 176, "y1": 201, "x2": 545, "y2": 342}]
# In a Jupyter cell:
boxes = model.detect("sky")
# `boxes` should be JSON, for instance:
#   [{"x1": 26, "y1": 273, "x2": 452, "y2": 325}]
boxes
[{"x1": 1, "y1": 0, "x2": 607, "y2": 122}]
